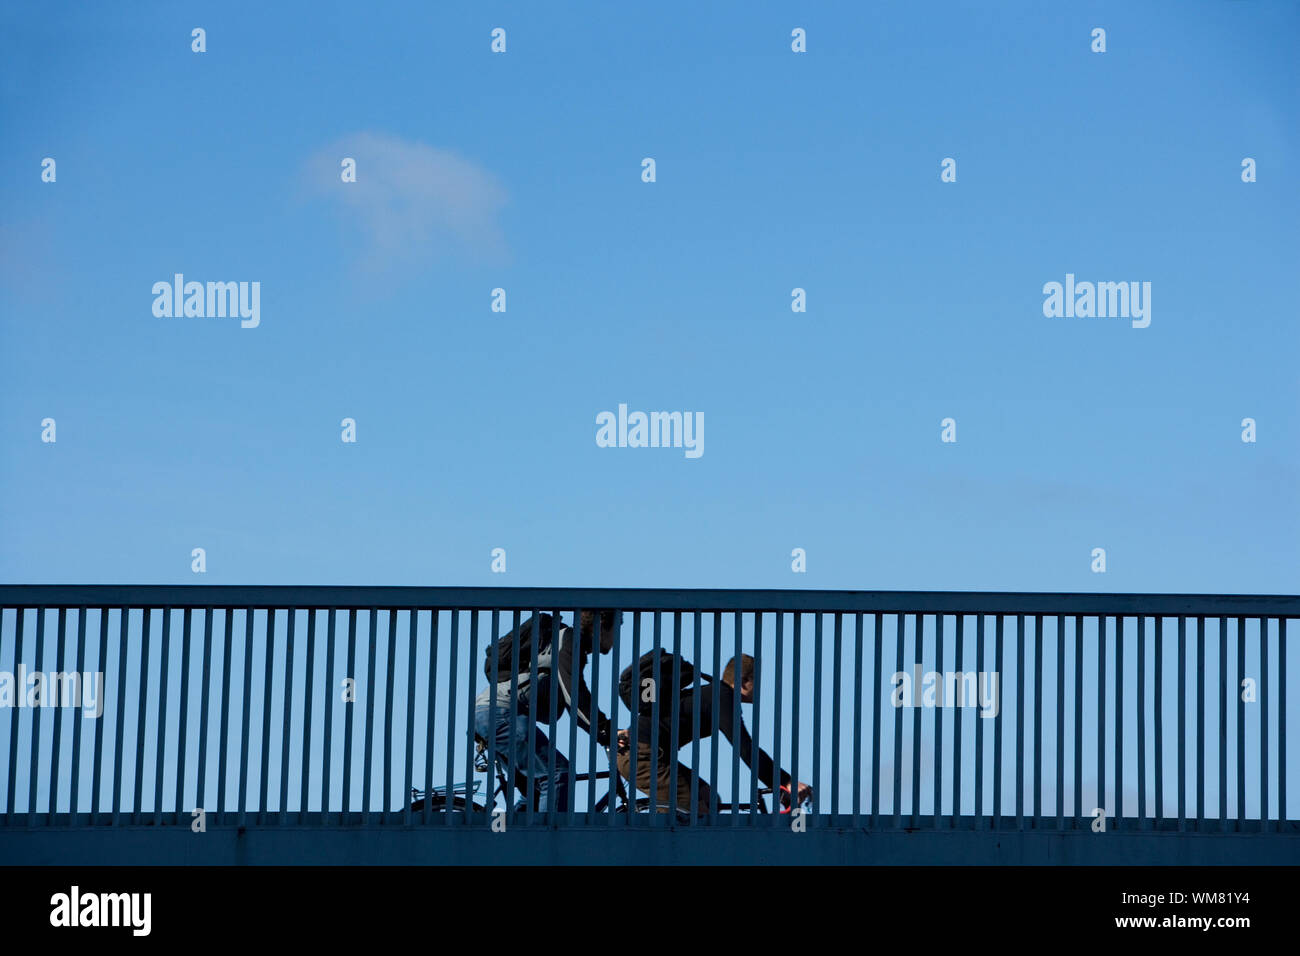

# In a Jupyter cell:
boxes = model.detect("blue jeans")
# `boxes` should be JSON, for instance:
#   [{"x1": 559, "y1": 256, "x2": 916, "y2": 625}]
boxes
[{"x1": 474, "y1": 700, "x2": 570, "y2": 813}]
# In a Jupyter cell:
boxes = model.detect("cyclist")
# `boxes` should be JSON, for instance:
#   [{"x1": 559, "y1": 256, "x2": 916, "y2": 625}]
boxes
[
  {"x1": 616, "y1": 653, "x2": 812, "y2": 815},
  {"x1": 474, "y1": 610, "x2": 616, "y2": 813}
]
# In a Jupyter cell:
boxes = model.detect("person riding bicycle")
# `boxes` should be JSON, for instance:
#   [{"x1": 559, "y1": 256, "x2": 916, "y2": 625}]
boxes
[
  {"x1": 474, "y1": 610, "x2": 616, "y2": 813},
  {"x1": 615, "y1": 652, "x2": 812, "y2": 815}
]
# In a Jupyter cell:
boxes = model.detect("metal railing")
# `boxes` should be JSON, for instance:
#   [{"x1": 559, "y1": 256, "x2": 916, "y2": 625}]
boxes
[{"x1": 0, "y1": 587, "x2": 1295, "y2": 832}]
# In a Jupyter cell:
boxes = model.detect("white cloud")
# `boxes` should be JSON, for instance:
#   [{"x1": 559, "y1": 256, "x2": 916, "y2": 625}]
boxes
[{"x1": 306, "y1": 132, "x2": 508, "y2": 270}]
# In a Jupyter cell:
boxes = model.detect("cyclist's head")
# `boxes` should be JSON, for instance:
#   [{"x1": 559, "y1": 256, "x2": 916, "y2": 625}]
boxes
[
  {"x1": 723, "y1": 654, "x2": 756, "y2": 702},
  {"x1": 578, "y1": 610, "x2": 620, "y2": 653}
]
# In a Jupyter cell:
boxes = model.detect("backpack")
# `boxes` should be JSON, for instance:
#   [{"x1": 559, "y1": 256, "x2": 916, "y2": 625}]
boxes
[
  {"x1": 618, "y1": 650, "x2": 711, "y2": 714},
  {"x1": 484, "y1": 613, "x2": 556, "y2": 682}
]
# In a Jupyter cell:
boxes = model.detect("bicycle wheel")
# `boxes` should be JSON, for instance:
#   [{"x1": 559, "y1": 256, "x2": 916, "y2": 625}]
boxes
[
  {"x1": 410, "y1": 794, "x2": 486, "y2": 813},
  {"x1": 629, "y1": 797, "x2": 693, "y2": 822}
]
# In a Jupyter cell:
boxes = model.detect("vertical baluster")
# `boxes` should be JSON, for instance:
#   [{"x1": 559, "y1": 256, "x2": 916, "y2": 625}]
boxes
[
  {"x1": 869, "y1": 613, "x2": 882, "y2": 829},
  {"x1": 26, "y1": 607, "x2": 46, "y2": 823},
  {"x1": 503, "y1": 608, "x2": 518, "y2": 826},
  {"x1": 1154, "y1": 617, "x2": 1163, "y2": 828},
  {"x1": 837, "y1": 613, "x2": 847, "y2": 822},
  {"x1": 1016, "y1": 615, "x2": 1025, "y2": 832},
  {"x1": 1073, "y1": 616, "x2": 1082, "y2": 827},
  {"x1": 1096, "y1": 615, "x2": 1106, "y2": 828},
  {"x1": 992, "y1": 615, "x2": 1003, "y2": 831},
  {"x1": 690, "y1": 611, "x2": 703, "y2": 824},
  {"x1": 522, "y1": 608, "x2": 537, "y2": 827},
  {"x1": 649, "y1": 612, "x2": 662, "y2": 822},
  {"x1": 152, "y1": 608, "x2": 172, "y2": 827},
  {"x1": 1196, "y1": 616, "x2": 1205, "y2": 830},
  {"x1": 953, "y1": 615, "x2": 964, "y2": 829},
  {"x1": 812, "y1": 614, "x2": 824, "y2": 828},
  {"x1": 1259, "y1": 618, "x2": 1268, "y2": 829},
  {"x1": 792, "y1": 613, "x2": 804, "y2": 826},
  {"x1": 196, "y1": 609, "x2": 214, "y2": 825},
  {"x1": 464, "y1": 611, "x2": 479, "y2": 826},
  {"x1": 69, "y1": 609, "x2": 88, "y2": 824},
  {"x1": 894, "y1": 614, "x2": 912, "y2": 826},
  {"x1": 321, "y1": 610, "x2": 337, "y2": 823},
  {"x1": 587, "y1": 610, "x2": 603, "y2": 818},
  {"x1": 445, "y1": 610, "x2": 461, "y2": 828},
  {"x1": 933, "y1": 613, "x2": 944, "y2": 828},
  {"x1": 1236, "y1": 617, "x2": 1245, "y2": 830},
  {"x1": 975, "y1": 615, "x2": 985, "y2": 828},
  {"x1": 49, "y1": 608, "x2": 67, "y2": 825},
  {"x1": 608, "y1": 608, "x2": 624, "y2": 825},
  {"x1": 480, "y1": 610, "x2": 497, "y2": 827},
  {"x1": 258, "y1": 609, "x2": 275, "y2": 824},
  {"x1": 631, "y1": 612, "x2": 645, "y2": 824},
  {"x1": 709, "y1": 612, "x2": 721, "y2": 823},
  {"x1": 668, "y1": 613, "x2": 682, "y2": 821},
  {"x1": 1177, "y1": 617, "x2": 1186, "y2": 831},
  {"x1": 1219, "y1": 616, "x2": 1228, "y2": 830},
  {"x1": 422, "y1": 610, "x2": 441, "y2": 826},
  {"x1": 341, "y1": 610, "x2": 357, "y2": 825},
  {"x1": 1277, "y1": 618, "x2": 1286, "y2": 833},
  {"x1": 133, "y1": 608, "x2": 150, "y2": 826},
  {"x1": 483, "y1": 610, "x2": 499, "y2": 826},
  {"x1": 1115, "y1": 616, "x2": 1123, "y2": 831},
  {"x1": 92, "y1": 608, "x2": 110, "y2": 825},
  {"x1": 362, "y1": 610, "x2": 377, "y2": 825},
  {"x1": 1033, "y1": 614, "x2": 1043, "y2": 830},
  {"x1": 0, "y1": 610, "x2": 6, "y2": 810},
  {"x1": 1137, "y1": 616, "x2": 1146, "y2": 828},
  {"x1": 893, "y1": 613, "x2": 907, "y2": 828},
  {"x1": 853, "y1": 613, "x2": 864, "y2": 827},
  {"x1": 218, "y1": 610, "x2": 233, "y2": 822},
  {"x1": 6, "y1": 609, "x2": 24, "y2": 825},
  {"x1": 909, "y1": 614, "x2": 922, "y2": 828},
  {"x1": 771, "y1": 613, "x2": 785, "y2": 829},
  {"x1": 546, "y1": 608, "x2": 561, "y2": 827},
  {"x1": 729, "y1": 613, "x2": 741, "y2": 827},
  {"x1": 301, "y1": 609, "x2": 318, "y2": 825},
  {"x1": 1055, "y1": 614, "x2": 1064, "y2": 831},
  {"x1": 383, "y1": 610, "x2": 397, "y2": 825},
  {"x1": 566, "y1": 609, "x2": 582, "y2": 827},
  {"x1": 111, "y1": 609, "x2": 128, "y2": 826},
  {"x1": 278, "y1": 609, "x2": 296, "y2": 826},
  {"x1": 750, "y1": 613, "x2": 764, "y2": 827},
  {"x1": 175, "y1": 607, "x2": 192, "y2": 826}
]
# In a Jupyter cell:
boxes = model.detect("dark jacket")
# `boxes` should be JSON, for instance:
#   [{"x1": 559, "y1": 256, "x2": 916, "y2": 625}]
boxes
[
  {"x1": 480, "y1": 622, "x2": 607, "y2": 736},
  {"x1": 634, "y1": 680, "x2": 789, "y2": 788}
]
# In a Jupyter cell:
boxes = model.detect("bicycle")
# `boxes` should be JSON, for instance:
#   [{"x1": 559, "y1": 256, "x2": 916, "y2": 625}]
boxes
[
  {"x1": 410, "y1": 736, "x2": 813, "y2": 818},
  {"x1": 618, "y1": 786, "x2": 812, "y2": 819},
  {"x1": 409, "y1": 734, "x2": 634, "y2": 814},
  {"x1": 611, "y1": 730, "x2": 814, "y2": 819}
]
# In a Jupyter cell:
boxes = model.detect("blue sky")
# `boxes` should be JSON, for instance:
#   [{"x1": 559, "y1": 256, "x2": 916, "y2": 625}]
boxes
[
  {"x1": 0, "y1": 1, "x2": 1296, "y2": 824},
  {"x1": 1, "y1": 1, "x2": 1296, "y2": 592}
]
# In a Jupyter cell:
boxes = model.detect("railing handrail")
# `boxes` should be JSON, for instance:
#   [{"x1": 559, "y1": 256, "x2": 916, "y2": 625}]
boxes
[
  {"x1": 1, "y1": 585, "x2": 1297, "y2": 616},
  {"x1": 0, "y1": 591, "x2": 1294, "y2": 840}
]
